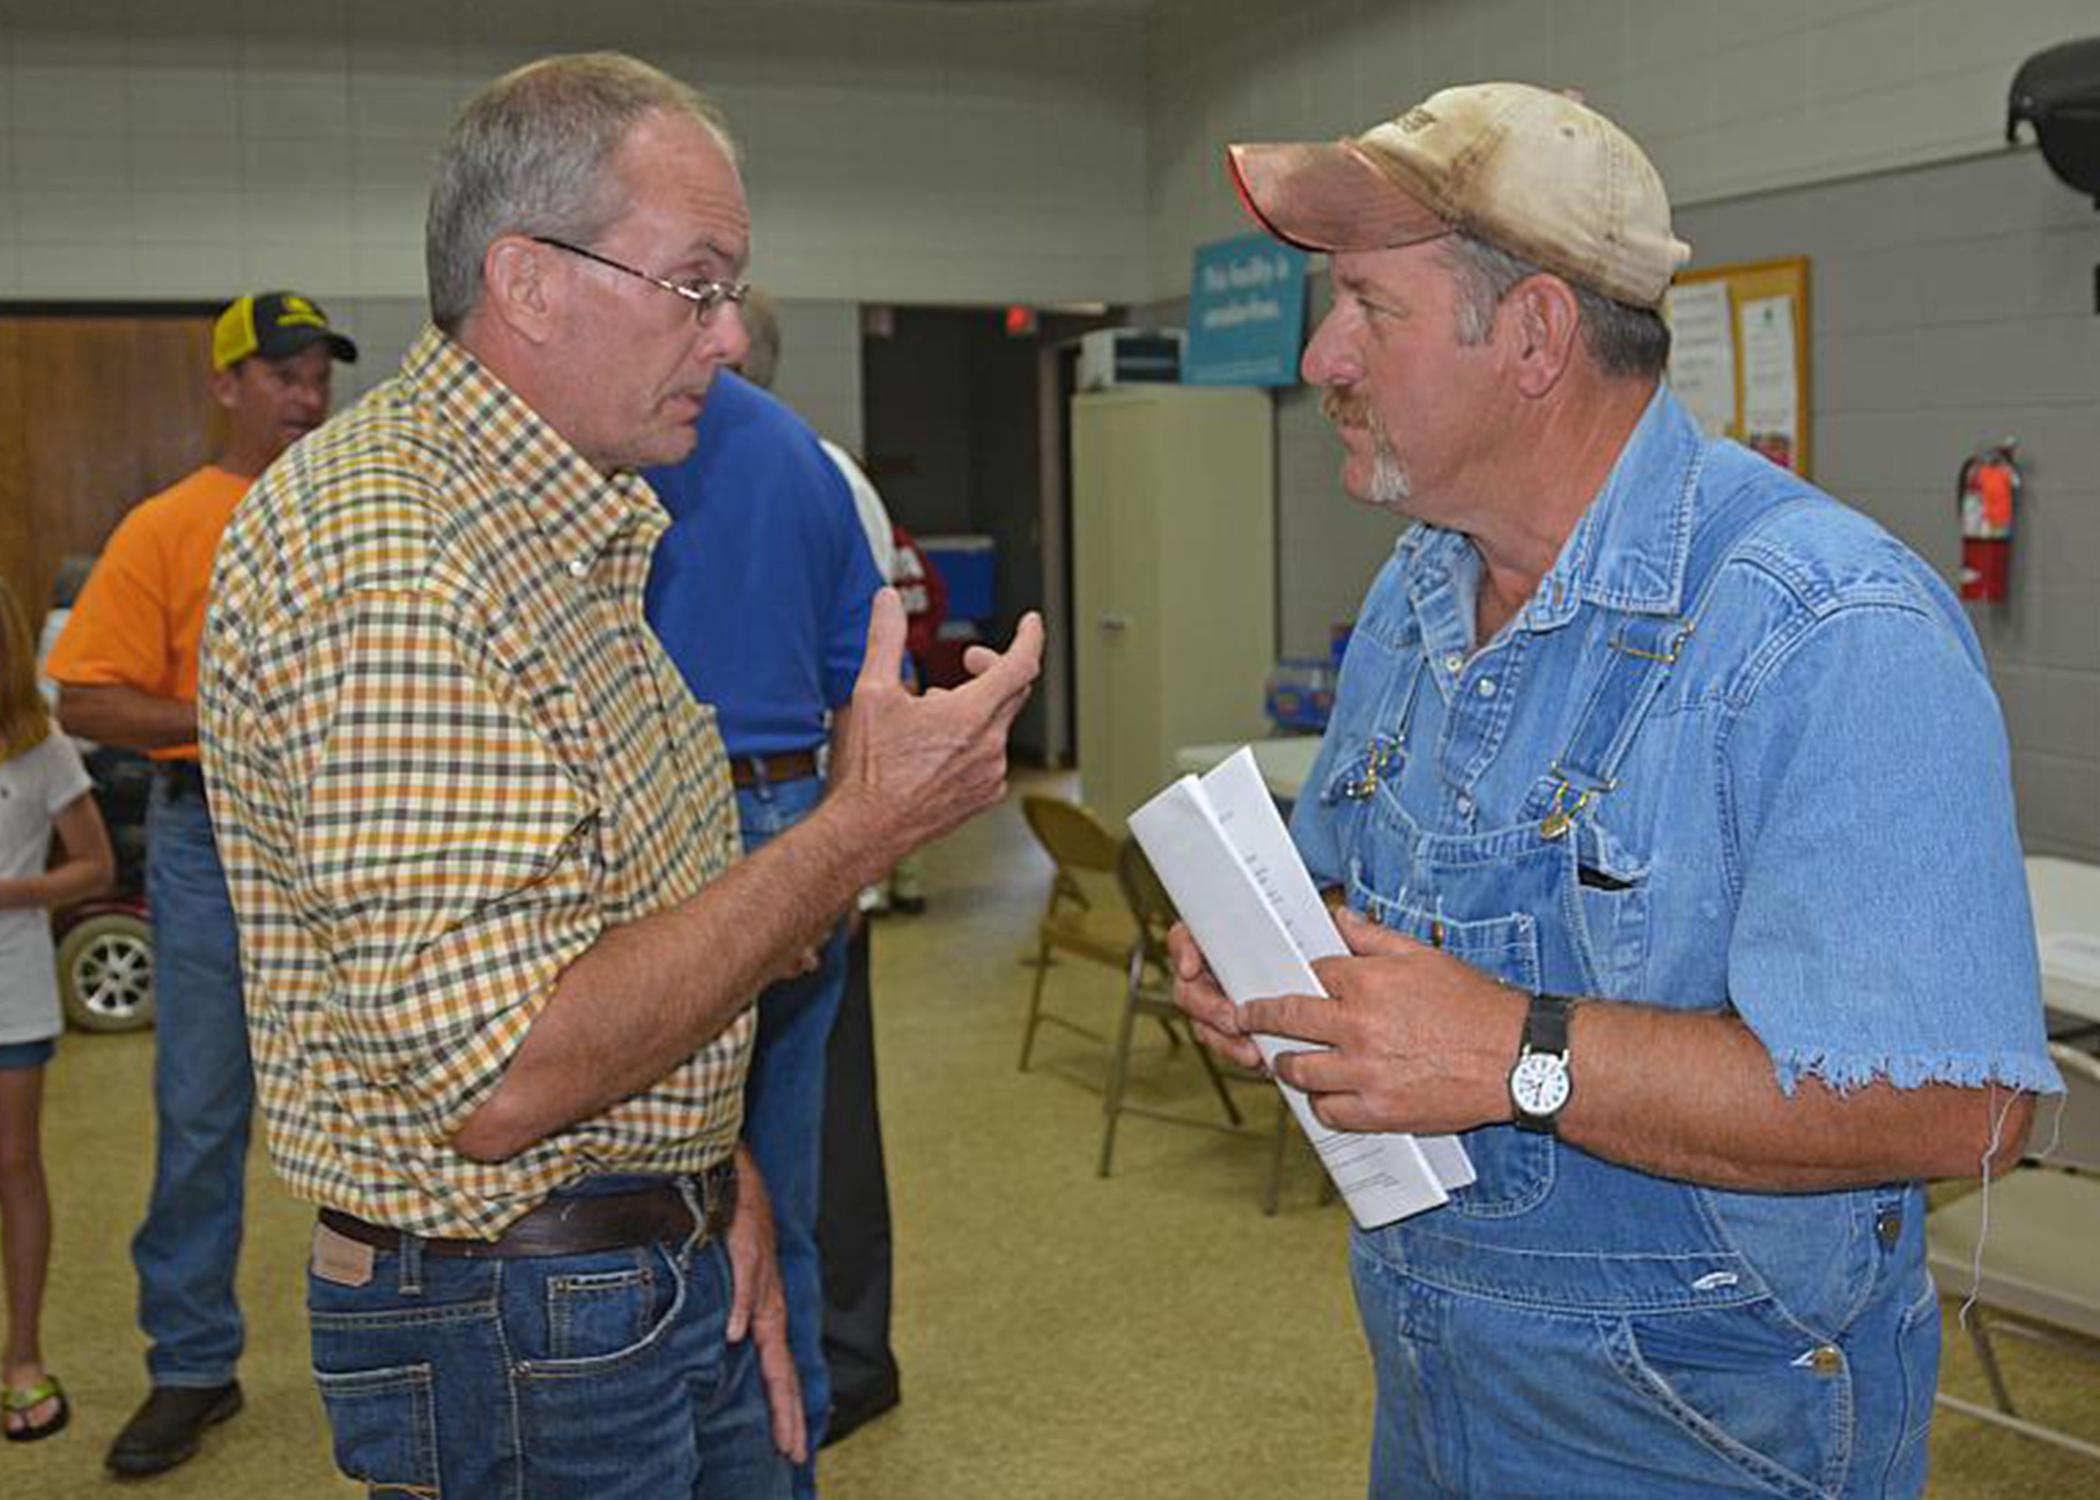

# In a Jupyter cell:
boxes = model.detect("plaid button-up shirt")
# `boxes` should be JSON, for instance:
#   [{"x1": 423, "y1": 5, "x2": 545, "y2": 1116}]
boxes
[{"x1": 200, "y1": 326, "x2": 748, "y2": 1239}]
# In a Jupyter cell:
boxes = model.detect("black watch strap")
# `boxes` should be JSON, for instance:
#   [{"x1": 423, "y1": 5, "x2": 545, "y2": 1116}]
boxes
[
  {"x1": 1511, "y1": 993, "x2": 1577, "y2": 1135},
  {"x1": 1526, "y1": 992, "x2": 1574, "y2": 1054}
]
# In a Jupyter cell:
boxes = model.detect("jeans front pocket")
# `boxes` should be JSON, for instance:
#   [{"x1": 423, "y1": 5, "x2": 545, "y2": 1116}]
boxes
[
  {"x1": 1607, "y1": 1300, "x2": 1848, "y2": 1499},
  {"x1": 513, "y1": 1242, "x2": 719, "y2": 1498},
  {"x1": 545, "y1": 1253, "x2": 657, "y2": 1361},
  {"x1": 1884, "y1": 1279, "x2": 1940, "y2": 1496},
  {"x1": 311, "y1": 1362, "x2": 441, "y2": 1498}
]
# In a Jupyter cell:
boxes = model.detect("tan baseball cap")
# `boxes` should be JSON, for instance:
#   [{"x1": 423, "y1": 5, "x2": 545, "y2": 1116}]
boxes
[{"x1": 1226, "y1": 82, "x2": 1691, "y2": 310}]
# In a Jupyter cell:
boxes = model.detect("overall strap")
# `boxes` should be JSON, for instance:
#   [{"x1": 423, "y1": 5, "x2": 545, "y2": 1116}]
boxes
[{"x1": 1549, "y1": 474, "x2": 1814, "y2": 807}]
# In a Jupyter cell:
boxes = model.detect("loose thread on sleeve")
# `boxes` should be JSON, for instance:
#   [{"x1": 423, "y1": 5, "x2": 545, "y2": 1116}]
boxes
[{"x1": 1957, "y1": 1082, "x2": 2032, "y2": 1327}]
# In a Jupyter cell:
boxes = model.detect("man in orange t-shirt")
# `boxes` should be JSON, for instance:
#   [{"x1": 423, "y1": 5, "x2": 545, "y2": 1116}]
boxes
[{"x1": 45, "y1": 291, "x2": 356, "y2": 1479}]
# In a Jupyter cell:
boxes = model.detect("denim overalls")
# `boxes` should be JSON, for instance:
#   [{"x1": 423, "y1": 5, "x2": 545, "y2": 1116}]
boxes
[{"x1": 1292, "y1": 391, "x2": 2057, "y2": 1499}]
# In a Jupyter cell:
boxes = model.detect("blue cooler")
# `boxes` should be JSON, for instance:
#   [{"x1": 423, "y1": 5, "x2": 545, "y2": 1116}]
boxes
[{"x1": 919, "y1": 534, "x2": 997, "y2": 624}]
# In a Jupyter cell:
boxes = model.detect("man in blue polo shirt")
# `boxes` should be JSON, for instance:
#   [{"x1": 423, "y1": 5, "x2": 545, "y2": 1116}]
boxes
[{"x1": 644, "y1": 290, "x2": 883, "y2": 1496}]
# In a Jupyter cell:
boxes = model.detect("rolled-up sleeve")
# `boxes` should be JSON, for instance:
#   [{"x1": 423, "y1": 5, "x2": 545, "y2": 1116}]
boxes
[{"x1": 1722, "y1": 601, "x2": 2060, "y2": 1097}]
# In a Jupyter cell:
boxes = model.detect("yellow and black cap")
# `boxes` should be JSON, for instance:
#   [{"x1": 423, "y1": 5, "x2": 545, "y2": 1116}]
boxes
[{"x1": 211, "y1": 291, "x2": 359, "y2": 372}]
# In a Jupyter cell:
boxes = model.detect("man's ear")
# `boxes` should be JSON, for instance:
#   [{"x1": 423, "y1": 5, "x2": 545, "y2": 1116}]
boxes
[
  {"x1": 208, "y1": 365, "x2": 241, "y2": 412},
  {"x1": 1505, "y1": 275, "x2": 1582, "y2": 398},
  {"x1": 482, "y1": 235, "x2": 559, "y2": 344}
]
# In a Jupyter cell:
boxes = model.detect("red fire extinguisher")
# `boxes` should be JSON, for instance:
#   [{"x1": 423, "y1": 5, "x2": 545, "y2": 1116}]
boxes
[{"x1": 1957, "y1": 441, "x2": 2021, "y2": 604}]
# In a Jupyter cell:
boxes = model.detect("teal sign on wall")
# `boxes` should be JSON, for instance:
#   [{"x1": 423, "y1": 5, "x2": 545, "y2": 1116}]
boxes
[{"x1": 1183, "y1": 233, "x2": 1309, "y2": 387}]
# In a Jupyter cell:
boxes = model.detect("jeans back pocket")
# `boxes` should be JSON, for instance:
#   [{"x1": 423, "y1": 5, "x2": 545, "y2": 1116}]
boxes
[{"x1": 312, "y1": 1361, "x2": 441, "y2": 1496}]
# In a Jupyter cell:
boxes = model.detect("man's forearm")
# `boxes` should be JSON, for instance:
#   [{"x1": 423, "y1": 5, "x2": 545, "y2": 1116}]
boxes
[
  {"x1": 57, "y1": 682, "x2": 197, "y2": 750},
  {"x1": 1559, "y1": 1004, "x2": 2037, "y2": 1189},
  {"x1": 452, "y1": 792, "x2": 889, "y2": 1161},
  {"x1": 455, "y1": 596, "x2": 1043, "y2": 1161}
]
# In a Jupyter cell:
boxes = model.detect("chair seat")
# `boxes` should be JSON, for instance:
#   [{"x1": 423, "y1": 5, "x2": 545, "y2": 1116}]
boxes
[
  {"x1": 1928, "y1": 1166, "x2": 2100, "y2": 1340},
  {"x1": 1042, "y1": 904, "x2": 1137, "y2": 969}
]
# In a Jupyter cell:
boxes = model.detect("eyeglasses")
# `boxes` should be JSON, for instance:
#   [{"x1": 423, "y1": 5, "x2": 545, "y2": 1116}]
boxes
[{"x1": 531, "y1": 236, "x2": 750, "y2": 326}]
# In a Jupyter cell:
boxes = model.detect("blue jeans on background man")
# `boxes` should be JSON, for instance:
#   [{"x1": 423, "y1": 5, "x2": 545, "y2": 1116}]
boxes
[
  {"x1": 135, "y1": 778, "x2": 252, "y2": 1388},
  {"x1": 736, "y1": 768, "x2": 849, "y2": 1495},
  {"x1": 307, "y1": 1192, "x2": 790, "y2": 1498}
]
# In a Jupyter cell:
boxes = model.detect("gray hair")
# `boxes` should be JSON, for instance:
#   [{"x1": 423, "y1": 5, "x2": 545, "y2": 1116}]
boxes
[
  {"x1": 426, "y1": 52, "x2": 737, "y2": 333},
  {"x1": 737, "y1": 288, "x2": 781, "y2": 390},
  {"x1": 1437, "y1": 233, "x2": 1671, "y2": 379}
]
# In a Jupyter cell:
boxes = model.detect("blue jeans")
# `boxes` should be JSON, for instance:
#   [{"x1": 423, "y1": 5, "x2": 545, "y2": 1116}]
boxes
[
  {"x1": 735, "y1": 772, "x2": 848, "y2": 1495},
  {"x1": 1352, "y1": 1200, "x2": 1938, "y2": 1498},
  {"x1": 307, "y1": 1198, "x2": 791, "y2": 1498},
  {"x1": 134, "y1": 779, "x2": 252, "y2": 1388}
]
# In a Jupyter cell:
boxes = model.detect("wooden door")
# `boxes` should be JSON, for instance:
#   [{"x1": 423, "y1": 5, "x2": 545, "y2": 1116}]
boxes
[{"x1": 0, "y1": 308, "x2": 218, "y2": 630}]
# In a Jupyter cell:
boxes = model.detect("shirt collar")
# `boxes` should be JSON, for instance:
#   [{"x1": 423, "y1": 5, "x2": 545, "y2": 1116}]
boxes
[
  {"x1": 1394, "y1": 385, "x2": 1706, "y2": 665},
  {"x1": 401, "y1": 325, "x2": 664, "y2": 570},
  {"x1": 1525, "y1": 385, "x2": 1705, "y2": 627}
]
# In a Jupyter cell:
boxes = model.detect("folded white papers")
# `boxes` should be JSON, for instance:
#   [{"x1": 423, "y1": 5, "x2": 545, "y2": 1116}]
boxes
[{"x1": 1127, "y1": 748, "x2": 1472, "y2": 1228}]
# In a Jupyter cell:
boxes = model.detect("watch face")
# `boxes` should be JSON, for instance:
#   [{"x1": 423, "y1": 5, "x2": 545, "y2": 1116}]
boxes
[{"x1": 1511, "y1": 1052, "x2": 1571, "y2": 1118}]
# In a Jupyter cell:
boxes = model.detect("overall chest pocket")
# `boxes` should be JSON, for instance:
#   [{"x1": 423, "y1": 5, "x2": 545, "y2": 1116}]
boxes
[
  {"x1": 1568, "y1": 816, "x2": 1653, "y2": 1001},
  {"x1": 1344, "y1": 877, "x2": 1555, "y2": 1219}
]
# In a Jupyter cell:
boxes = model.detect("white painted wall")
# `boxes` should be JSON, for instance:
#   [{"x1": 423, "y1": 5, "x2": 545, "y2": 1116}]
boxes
[
  {"x1": 1146, "y1": 0, "x2": 2100, "y2": 296},
  {"x1": 0, "y1": 0, "x2": 1152, "y2": 308},
  {"x1": 12, "y1": 1, "x2": 2094, "y2": 311}
]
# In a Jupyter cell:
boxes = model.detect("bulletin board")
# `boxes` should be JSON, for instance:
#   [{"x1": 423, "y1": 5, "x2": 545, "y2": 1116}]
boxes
[{"x1": 1662, "y1": 257, "x2": 1811, "y2": 479}]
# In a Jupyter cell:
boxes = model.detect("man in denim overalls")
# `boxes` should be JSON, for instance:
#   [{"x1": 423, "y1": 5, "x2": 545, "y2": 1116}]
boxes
[{"x1": 1175, "y1": 84, "x2": 2059, "y2": 1499}]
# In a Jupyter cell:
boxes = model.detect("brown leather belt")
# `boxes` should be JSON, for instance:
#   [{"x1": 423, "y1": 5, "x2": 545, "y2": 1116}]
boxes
[
  {"x1": 727, "y1": 750, "x2": 821, "y2": 788},
  {"x1": 318, "y1": 1160, "x2": 736, "y2": 1260}
]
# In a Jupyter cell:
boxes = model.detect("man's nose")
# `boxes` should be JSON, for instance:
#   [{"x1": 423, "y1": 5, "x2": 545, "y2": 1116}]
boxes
[
  {"x1": 1301, "y1": 307, "x2": 1354, "y2": 387},
  {"x1": 707, "y1": 303, "x2": 751, "y2": 370}
]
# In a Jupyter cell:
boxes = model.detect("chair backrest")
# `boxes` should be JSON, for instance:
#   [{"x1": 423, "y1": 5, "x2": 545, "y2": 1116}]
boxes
[
  {"x1": 1115, "y1": 838, "x2": 1178, "y2": 964},
  {"x1": 1021, "y1": 795, "x2": 1121, "y2": 876},
  {"x1": 2031, "y1": 1042, "x2": 2100, "y2": 1174}
]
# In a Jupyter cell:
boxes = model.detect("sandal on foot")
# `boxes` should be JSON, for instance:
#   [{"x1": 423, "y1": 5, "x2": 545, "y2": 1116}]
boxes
[{"x1": 3, "y1": 1375, "x2": 70, "y2": 1443}]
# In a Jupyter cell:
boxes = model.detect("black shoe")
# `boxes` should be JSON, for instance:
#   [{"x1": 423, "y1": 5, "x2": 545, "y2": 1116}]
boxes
[
  {"x1": 106, "y1": 1382, "x2": 243, "y2": 1478},
  {"x1": 822, "y1": 1380, "x2": 901, "y2": 1448}
]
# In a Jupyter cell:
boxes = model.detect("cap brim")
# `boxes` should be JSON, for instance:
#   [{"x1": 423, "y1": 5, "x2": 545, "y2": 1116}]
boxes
[
  {"x1": 256, "y1": 328, "x2": 360, "y2": 365},
  {"x1": 1226, "y1": 140, "x2": 1450, "y2": 253}
]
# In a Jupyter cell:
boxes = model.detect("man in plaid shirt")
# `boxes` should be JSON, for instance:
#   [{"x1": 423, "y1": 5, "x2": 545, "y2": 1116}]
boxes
[{"x1": 199, "y1": 52, "x2": 1039, "y2": 1500}]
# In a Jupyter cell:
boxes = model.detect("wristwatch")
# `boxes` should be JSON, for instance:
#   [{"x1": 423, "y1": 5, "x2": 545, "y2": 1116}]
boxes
[{"x1": 1509, "y1": 993, "x2": 1577, "y2": 1135}]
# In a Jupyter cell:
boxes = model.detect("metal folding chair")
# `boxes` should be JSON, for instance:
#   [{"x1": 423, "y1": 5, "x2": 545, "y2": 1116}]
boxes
[
  {"x1": 1926, "y1": 1042, "x2": 2100, "y2": 1461},
  {"x1": 1101, "y1": 839, "x2": 1299, "y2": 1214},
  {"x1": 1017, "y1": 794, "x2": 1166, "y2": 1071}
]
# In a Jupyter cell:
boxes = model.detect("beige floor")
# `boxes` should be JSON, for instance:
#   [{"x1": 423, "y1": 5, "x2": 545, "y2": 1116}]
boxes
[{"x1": 10, "y1": 770, "x2": 2100, "y2": 1496}]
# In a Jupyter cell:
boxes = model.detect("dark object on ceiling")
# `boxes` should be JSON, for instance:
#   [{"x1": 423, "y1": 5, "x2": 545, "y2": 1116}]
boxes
[{"x1": 2009, "y1": 37, "x2": 2100, "y2": 204}]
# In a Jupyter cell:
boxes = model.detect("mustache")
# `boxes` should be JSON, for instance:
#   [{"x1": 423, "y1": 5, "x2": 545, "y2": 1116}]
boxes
[
  {"x1": 1321, "y1": 387, "x2": 1366, "y2": 427},
  {"x1": 1321, "y1": 386, "x2": 1378, "y2": 431}
]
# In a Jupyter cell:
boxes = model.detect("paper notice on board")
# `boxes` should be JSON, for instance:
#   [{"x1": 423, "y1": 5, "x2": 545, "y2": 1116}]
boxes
[
  {"x1": 1739, "y1": 294, "x2": 1799, "y2": 472},
  {"x1": 1127, "y1": 749, "x2": 1472, "y2": 1229},
  {"x1": 1663, "y1": 281, "x2": 1736, "y2": 439}
]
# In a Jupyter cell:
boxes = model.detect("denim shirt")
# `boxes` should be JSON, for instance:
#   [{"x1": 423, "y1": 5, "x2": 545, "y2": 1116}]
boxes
[{"x1": 1294, "y1": 387, "x2": 2058, "y2": 1104}]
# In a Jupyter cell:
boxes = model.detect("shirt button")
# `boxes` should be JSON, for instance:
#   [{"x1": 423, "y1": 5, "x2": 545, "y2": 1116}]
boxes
[
  {"x1": 568, "y1": 557, "x2": 589, "y2": 578},
  {"x1": 1476, "y1": 677, "x2": 1497, "y2": 698},
  {"x1": 1444, "y1": 653, "x2": 1463, "y2": 675},
  {"x1": 1456, "y1": 794, "x2": 1474, "y2": 815}
]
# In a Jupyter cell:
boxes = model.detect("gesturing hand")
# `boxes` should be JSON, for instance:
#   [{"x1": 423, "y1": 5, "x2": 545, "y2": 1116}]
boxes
[{"x1": 830, "y1": 588, "x2": 1042, "y2": 867}]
